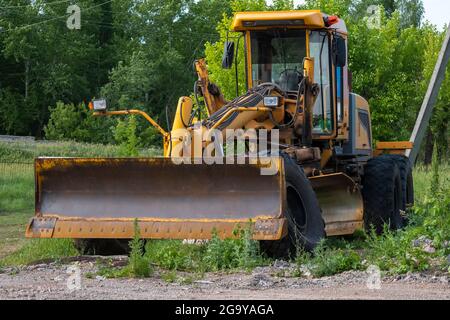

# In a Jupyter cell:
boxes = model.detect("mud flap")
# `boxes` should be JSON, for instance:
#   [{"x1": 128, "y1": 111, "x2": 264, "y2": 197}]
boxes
[{"x1": 309, "y1": 173, "x2": 364, "y2": 236}]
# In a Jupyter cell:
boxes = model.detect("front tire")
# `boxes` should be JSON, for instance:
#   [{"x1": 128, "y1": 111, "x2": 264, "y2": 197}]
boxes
[{"x1": 260, "y1": 154, "x2": 325, "y2": 258}]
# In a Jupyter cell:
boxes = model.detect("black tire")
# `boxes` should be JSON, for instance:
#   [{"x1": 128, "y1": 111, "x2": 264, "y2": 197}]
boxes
[
  {"x1": 74, "y1": 239, "x2": 131, "y2": 255},
  {"x1": 362, "y1": 157, "x2": 404, "y2": 234},
  {"x1": 260, "y1": 154, "x2": 325, "y2": 258},
  {"x1": 379, "y1": 154, "x2": 414, "y2": 212}
]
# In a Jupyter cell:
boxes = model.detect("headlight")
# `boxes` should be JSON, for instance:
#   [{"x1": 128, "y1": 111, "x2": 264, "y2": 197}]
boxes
[
  {"x1": 92, "y1": 99, "x2": 107, "y2": 111},
  {"x1": 263, "y1": 96, "x2": 279, "y2": 108}
]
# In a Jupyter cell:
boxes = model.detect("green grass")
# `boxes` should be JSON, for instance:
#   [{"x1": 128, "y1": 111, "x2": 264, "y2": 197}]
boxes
[
  {"x1": 144, "y1": 239, "x2": 206, "y2": 271},
  {"x1": 0, "y1": 140, "x2": 161, "y2": 161},
  {"x1": 0, "y1": 239, "x2": 78, "y2": 266},
  {"x1": 292, "y1": 162, "x2": 450, "y2": 277},
  {"x1": 0, "y1": 140, "x2": 161, "y2": 264},
  {"x1": 144, "y1": 227, "x2": 267, "y2": 273},
  {"x1": 0, "y1": 162, "x2": 34, "y2": 258},
  {"x1": 98, "y1": 227, "x2": 267, "y2": 278}
]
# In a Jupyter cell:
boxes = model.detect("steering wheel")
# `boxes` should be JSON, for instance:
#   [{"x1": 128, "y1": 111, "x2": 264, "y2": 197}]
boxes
[
  {"x1": 278, "y1": 69, "x2": 303, "y2": 91},
  {"x1": 279, "y1": 68, "x2": 302, "y2": 78}
]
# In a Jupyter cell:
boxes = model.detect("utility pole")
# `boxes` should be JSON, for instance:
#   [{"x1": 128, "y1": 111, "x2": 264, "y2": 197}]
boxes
[{"x1": 407, "y1": 24, "x2": 450, "y2": 164}]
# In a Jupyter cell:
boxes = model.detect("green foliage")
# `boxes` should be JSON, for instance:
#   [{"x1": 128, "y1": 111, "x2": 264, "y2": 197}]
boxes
[
  {"x1": 295, "y1": 240, "x2": 362, "y2": 277},
  {"x1": 204, "y1": 0, "x2": 293, "y2": 100},
  {"x1": 114, "y1": 115, "x2": 139, "y2": 156},
  {"x1": 203, "y1": 226, "x2": 265, "y2": 271},
  {"x1": 128, "y1": 219, "x2": 152, "y2": 277},
  {"x1": 364, "y1": 167, "x2": 448, "y2": 275},
  {"x1": 144, "y1": 224, "x2": 266, "y2": 273},
  {"x1": 0, "y1": 0, "x2": 447, "y2": 158},
  {"x1": 144, "y1": 240, "x2": 204, "y2": 271},
  {"x1": 44, "y1": 102, "x2": 114, "y2": 144},
  {"x1": 0, "y1": 162, "x2": 33, "y2": 213},
  {"x1": 430, "y1": 143, "x2": 440, "y2": 194},
  {"x1": 364, "y1": 226, "x2": 430, "y2": 274},
  {"x1": 0, "y1": 239, "x2": 78, "y2": 267},
  {"x1": 0, "y1": 140, "x2": 160, "y2": 260},
  {"x1": 414, "y1": 159, "x2": 450, "y2": 253},
  {"x1": 0, "y1": 140, "x2": 161, "y2": 161},
  {"x1": 161, "y1": 270, "x2": 178, "y2": 283},
  {"x1": 292, "y1": 160, "x2": 450, "y2": 277},
  {"x1": 0, "y1": 89, "x2": 31, "y2": 135},
  {"x1": 96, "y1": 225, "x2": 266, "y2": 278},
  {"x1": 99, "y1": 219, "x2": 152, "y2": 278}
]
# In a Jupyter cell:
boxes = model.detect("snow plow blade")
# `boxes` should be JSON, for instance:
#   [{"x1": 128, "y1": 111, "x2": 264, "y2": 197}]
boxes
[{"x1": 26, "y1": 157, "x2": 286, "y2": 240}]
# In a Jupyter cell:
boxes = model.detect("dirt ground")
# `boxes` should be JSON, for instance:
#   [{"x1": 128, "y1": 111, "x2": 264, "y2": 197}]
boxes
[{"x1": 0, "y1": 257, "x2": 448, "y2": 300}]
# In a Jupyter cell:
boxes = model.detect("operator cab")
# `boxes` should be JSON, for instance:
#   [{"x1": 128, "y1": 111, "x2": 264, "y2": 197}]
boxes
[{"x1": 230, "y1": 10, "x2": 349, "y2": 138}]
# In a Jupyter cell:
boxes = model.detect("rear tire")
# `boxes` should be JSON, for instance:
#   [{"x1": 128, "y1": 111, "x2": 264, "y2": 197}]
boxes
[
  {"x1": 362, "y1": 156, "x2": 404, "y2": 234},
  {"x1": 379, "y1": 154, "x2": 414, "y2": 218},
  {"x1": 260, "y1": 154, "x2": 325, "y2": 258}
]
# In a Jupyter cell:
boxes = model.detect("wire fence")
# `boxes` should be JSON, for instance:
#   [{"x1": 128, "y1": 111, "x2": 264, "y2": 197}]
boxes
[{"x1": 0, "y1": 161, "x2": 34, "y2": 182}]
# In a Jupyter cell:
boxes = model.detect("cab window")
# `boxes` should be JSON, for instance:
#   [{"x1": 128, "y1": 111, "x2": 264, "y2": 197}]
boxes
[
  {"x1": 309, "y1": 31, "x2": 333, "y2": 134},
  {"x1": 250, "y1": 29, "x2": 306, "y2": 91}
]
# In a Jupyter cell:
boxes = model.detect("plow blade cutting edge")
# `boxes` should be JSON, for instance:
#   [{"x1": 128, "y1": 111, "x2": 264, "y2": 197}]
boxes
[{"x1": 26, "y1": 157, "x2": 287, "y2": 240}]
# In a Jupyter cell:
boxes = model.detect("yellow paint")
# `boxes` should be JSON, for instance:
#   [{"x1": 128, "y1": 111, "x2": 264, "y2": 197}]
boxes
[
  {"x1": 376, "y1": 141, "x2": 413, "y2": 150},
  {"x1": 232, "y1": 10, "x2": 325, "y2": 31}
]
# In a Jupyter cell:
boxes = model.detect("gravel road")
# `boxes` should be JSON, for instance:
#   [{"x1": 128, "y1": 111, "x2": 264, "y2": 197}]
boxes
[{"x1": 0, "y1": 257, "x2": 448, "y2": 300}]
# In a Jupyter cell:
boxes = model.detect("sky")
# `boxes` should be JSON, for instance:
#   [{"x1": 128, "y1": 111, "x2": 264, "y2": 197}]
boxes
[
  {"x1": 268, "y1": 0, "x2": 449, "y2": 30},
  {"x1": 422, "y1": 0, "x2": 450, "y2": 30}
]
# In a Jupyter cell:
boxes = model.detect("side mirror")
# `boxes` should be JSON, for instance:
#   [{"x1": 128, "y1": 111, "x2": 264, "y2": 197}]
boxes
[
  {"x1": 221, "y1": 41, "x2": 235, "y2": 69},
  {"x1": 333, "y1": 36, "x2": 346, "y2": 67}
]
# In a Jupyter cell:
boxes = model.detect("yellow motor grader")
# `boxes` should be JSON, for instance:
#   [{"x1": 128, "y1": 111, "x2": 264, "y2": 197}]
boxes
[{"x1": 27, "y1": 10, "x2": 440, "y2": 256}]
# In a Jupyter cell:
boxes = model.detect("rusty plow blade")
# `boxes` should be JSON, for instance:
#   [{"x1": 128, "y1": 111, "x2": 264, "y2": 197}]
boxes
[
  {"x1": 309, "y1": 173, "x2": 364, "y2": 236},
  {"x1": 26, "y1": 157, "x2": 287, "y2": 240}
]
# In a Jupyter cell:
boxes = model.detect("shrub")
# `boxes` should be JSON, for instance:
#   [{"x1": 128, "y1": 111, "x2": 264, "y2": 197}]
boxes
[
  {"x1": 203, "y1": 226, "x2": 265, "y2": 271},
  {"x1": 295, "y1": 240, "x2": 362, "y2": 277},
  {"x1": 364, "y1": 226, "x2": 430, "y2": 274},
  {"x1": 44, "y1": 102, "x2": 115, "y2": 144},
  {"x1": 113, "y1": 115, "x2": 139, "y2": 156},
  {"x1": 128, "y1": 219, "x2": 152, "y2": 277},
  {"x1": 99, "y1": 219, "x2": 152, "y2": 278},
  {"x1": 144, "y1": 240, "x2": 204, "y2": 271}
]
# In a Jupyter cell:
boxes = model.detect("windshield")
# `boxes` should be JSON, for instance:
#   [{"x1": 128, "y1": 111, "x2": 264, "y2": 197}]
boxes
[{"x1": 250, "y1": 29, "x2": 306, "y2": 91}]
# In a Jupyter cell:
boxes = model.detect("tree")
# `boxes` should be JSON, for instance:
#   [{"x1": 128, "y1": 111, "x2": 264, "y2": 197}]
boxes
[
  {"x1": 44, "y1": 101, "x2": 114, "y2": 144},
  {"x1": 204, "y1": 0, "x2": 293, "y2": 100}
]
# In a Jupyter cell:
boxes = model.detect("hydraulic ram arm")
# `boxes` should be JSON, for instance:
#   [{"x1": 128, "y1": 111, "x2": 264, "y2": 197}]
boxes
[
  {"x1": 93, "y1": 109, "x2": 168, "y2": 137},
  {"x1": 406, "y1": 24, "x2": 450, "y2": 164}
]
